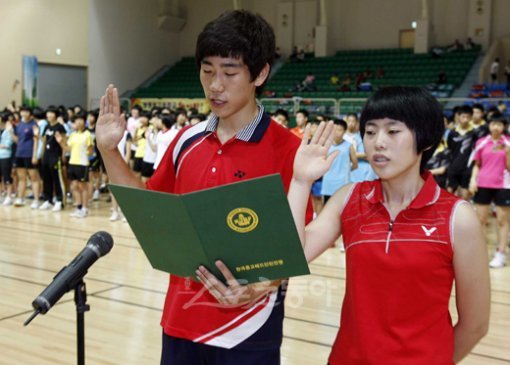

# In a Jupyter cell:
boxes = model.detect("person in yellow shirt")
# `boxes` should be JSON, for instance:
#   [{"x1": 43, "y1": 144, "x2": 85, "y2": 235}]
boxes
[{"x1": 58, "y1": 111, "x2": 94, "y2": 218}]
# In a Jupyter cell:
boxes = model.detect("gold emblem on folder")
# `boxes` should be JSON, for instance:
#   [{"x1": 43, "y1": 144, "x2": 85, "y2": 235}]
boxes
[{"x1": 227, "y1": 208, "x2": 259, "y2": 233}]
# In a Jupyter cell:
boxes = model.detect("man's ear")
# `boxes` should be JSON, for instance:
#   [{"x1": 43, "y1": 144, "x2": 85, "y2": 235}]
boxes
[{"x1": 254, "y1": 63, "x2": 271, "y2": 87}]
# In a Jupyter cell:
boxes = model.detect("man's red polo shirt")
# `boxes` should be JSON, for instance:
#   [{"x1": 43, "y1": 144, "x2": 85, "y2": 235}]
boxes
[{"x1": 147, "y1": 107, "x2": 306, "y2": 350}]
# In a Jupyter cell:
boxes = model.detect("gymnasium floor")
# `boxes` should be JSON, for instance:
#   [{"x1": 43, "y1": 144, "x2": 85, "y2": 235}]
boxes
[{"x1": 0, "y1": 198, "x2": 509, "y2": 364}]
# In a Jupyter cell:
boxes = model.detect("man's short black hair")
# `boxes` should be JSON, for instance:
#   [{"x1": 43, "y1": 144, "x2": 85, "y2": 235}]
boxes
[
  {"x1": 333, "y1": 118, "x2": 348, "y2": 130},
  {"x1": 46, "y1": 105, "x2": 60, "y2": 117},
  {"x1": 360, "y1": 86, "x2": 444, "y2": 172},
  {"x1": 20, "y1": 105, "x2": 32, "y2": 114},
  {"x1": 296, "y1": 109, "x2": 309, "y2": 119},
  {"x1": 274, "y1": 109, "x2": 289, "y2": 120},
  {"x1": 195, "y1": 10, "x2": 275, "y2": 95},
  {"x1": 346, "y1": 112, "x2": 358, "y2": 120},
  {"x1": 458, "y1": 105, "x2": 473, "y2": 115},
  {"x1": 472, "y1": 103, "x2": 484, "y2": 112}
]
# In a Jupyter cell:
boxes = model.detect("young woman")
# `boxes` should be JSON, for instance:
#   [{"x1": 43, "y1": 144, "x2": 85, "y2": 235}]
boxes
[
  {"x1": 469, "y1": 112, "x2": 510, "y2": 268},
  {"x1": 288, "y1": 86, "x2": 490, "y2": 364}
]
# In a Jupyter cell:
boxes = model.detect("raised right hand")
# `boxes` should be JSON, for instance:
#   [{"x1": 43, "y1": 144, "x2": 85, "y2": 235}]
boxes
[
  {"x1": 96, "y1": 84, "x2": 126, "y2": 152},
  {"x1": 293, "y1": 121, "x2": 339, "y2": 184}
]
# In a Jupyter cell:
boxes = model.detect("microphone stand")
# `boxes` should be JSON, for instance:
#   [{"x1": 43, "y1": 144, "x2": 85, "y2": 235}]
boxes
[{"x1": 74, "y1": 279, "x2": 90, "y2": 365}]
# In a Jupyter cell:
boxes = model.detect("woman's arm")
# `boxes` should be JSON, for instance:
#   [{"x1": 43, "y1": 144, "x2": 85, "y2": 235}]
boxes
[
  {"x1": 452, "y1": 202, "x2": 490, "y2": 363},
  {"x1": 468, "y1": 161, "x2": 480, "y2": 195},
  {"x1": 287, "y1": 121, "x2": 350, "y2": 262}
]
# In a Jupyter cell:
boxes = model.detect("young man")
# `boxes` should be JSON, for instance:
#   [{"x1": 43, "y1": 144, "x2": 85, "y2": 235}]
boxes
[
  {"x1": 320, "y1": 119, "x2": 357, "y2": 203},
  {"x1": 96, "y1": 10, "x2": 309, "y2": 365},
  {"x1": 290, "y1": 109, "x2": 308, "y2": 139},
  {"x1": 344, "y1": 112, "x2": 377, "y2": 182},
  {"x1": 288, "y1": 86, "x2": 490, "y2": 364},
  {"x1": 471, "y1": 103, "x2": 488, "y2": 141},
  {"x1": 273, "y1": 109, "x2": 289, "y2": 128},
  {"x1": 446, "y1": 105, "x2": 476, "y2": 199}
]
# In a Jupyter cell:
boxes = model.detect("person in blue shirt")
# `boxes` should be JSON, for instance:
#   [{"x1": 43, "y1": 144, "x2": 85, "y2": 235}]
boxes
[
  {"x1": 321, "y1": 118, "x2": 358, "y2": 202},
  {"x1": 344, "y1": 113, "x2": 378, "y2": 183},
  {"x1": 11, "y1": 105, "x2": 40, "y2": 208},
  {"x1": 0, "y1": 114, "x2": 14, "y2": 205}
]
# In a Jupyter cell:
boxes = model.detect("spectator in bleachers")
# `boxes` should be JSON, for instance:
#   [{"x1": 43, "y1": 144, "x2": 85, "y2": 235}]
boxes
[
  {"x1": 290, "y1": 109, "x2": 308, "y2": 139},
  {"x1": 338, "y1": 73, "x2": 352, "y2": 91},
  {"x1": 301, "y1": 72, "x2": 317, "y2": 91},
  {"x1": 296, "y1": 49, "x2": 305, "y2": 62},
  {"x1": 446, "y1": 105, "x2": 476, "y2": 200},
  {"x1": 469, "y1": 112, "x2": 510, "y2": 268},
  {"x1": 436, "y1": 70, "x2": 448, "y2": 84},
  {"x1": 376, "y1": 67, "x2": 385, "y2": 79},
  {"x1": 490, "y1": 58, "x2": 500, "y2": 84},
  {"x1": 447, "y1": 39, "x2": 462, "y2": 52},
  {"x1": 273, "y1": 109, "x2": 289, "y2": 128},
  {"x1": 464, "y1": 37, "x2": 475, "y2": 50},
  {"x1": 330, "y1": 73, "x2": 340, "y2": 85}
]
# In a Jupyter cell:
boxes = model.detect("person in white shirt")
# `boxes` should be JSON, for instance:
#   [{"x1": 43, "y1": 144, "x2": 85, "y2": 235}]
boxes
[
  {"x1": 154, "y1": 115, "x2": 178, "y2": 170},
  {"x1": 490, "y1": 58, "x2": 500, "y2": 84}
]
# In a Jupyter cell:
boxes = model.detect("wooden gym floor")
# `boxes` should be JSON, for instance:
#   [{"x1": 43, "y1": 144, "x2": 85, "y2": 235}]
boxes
[{"x1": 0, "y1": 198, "x2": 509, "y2": 365}]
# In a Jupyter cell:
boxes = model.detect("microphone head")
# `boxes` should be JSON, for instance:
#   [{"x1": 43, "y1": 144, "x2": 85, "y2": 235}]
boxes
[{"x1": 88, "y1": 231, "x2": 114, "y2": 256}]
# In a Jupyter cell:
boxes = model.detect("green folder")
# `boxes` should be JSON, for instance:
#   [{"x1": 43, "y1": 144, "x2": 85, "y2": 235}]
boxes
[{"x1": 109, "y1": 174, "x2": 310, "y2": 284}]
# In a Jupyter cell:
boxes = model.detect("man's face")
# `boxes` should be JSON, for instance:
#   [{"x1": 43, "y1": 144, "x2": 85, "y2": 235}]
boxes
[
  {"x1": 459, "y1": 113, "x2": 472, "y2": 127},
  {"x1": 296, "y1": 112, "x2": 307, "y2": 127},
  {"x1": 199, "y1": 56, "x2": 267, "y2": 123},
  {"x1": 472, "y1": 108, "x2": 484, "y2": 123},
  {"x1": 346, "y1": 115, "x2": 358, "y2": 132},
  {"x1": 20, "y1": 110, "x2": 31, "y2": 121}
]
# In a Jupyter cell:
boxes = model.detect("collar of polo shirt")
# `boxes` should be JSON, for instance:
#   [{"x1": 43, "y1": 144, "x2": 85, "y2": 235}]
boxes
[{"x1": 204, "y1": 104, "x2": 269, "y2": 143}]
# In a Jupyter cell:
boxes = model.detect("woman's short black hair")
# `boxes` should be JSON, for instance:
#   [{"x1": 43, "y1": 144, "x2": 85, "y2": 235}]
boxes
[
  {"x1": 360, "y1": 86, "x2": 444, "y2": 172},
  {"x1": 489, "y1": 112, "x2": 507, "y2": 126},
  {"x1": 195, "y1": 10, "x2": 275, "y2": 95}
]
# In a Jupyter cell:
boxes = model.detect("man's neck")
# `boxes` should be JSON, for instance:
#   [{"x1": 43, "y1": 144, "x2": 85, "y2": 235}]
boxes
[{"x1": 216, "y1": 102, "x2": 259, "y2": 144}]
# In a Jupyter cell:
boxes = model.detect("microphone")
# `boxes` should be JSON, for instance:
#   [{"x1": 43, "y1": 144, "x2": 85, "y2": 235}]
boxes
[{"x1": 24, "y1": 231, "x2": 114, "y2": 326}]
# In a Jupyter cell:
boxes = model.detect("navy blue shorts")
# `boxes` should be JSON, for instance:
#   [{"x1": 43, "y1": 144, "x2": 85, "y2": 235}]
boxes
[{"x1": 161, "y1": 333, "x2": 280, "y2": 365}]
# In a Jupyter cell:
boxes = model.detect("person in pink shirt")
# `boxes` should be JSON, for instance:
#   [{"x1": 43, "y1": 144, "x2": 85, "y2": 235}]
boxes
[{"x1": 469, "y1": 112, "x2": 510, "y2": 268}]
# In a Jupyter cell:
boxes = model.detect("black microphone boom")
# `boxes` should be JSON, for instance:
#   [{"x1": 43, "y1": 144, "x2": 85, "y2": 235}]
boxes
[{"x1": 24, "y1": 231, "x2": 113, "y2": 326}]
